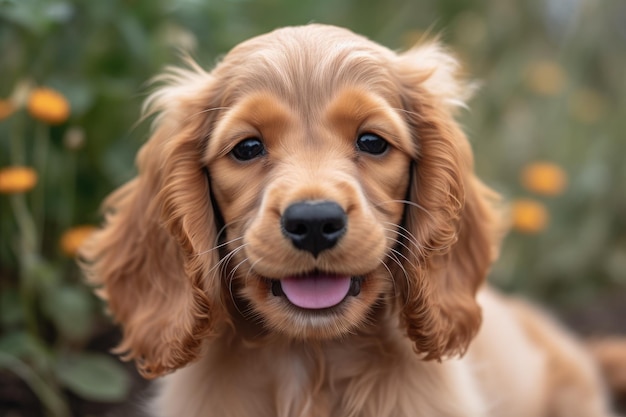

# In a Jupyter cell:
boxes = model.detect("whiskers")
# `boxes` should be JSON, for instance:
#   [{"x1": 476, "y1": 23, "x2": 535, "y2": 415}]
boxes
[
  {"x1": 193, "y1": 217, "x2": 247, "y2": 258},
  {"x1": 373, "y1": 199, "x2": 436, "y2": 223},
  {"x1": 380, "y1": 230, "x2": 414, "y2": 306},
  {"x1": 191, "y1": 218, "x2": 256, "y2": 315},
  {"x1": 376, "y1": 199, "x2": 456, "y2": 254},
  {"x1": 193, "y1": 236, "x2": 244, "y2": 257},
  {"x1": 209, "y1": 241, "x2": 252, "y2": 317},
  {"x1": 375, "y1": 198, "x2": 454, "y2": 307}
]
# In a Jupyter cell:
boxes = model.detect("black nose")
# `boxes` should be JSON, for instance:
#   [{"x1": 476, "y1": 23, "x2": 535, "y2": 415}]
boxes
[{"x1": 281, "y1": 201, "x2": 347, "y2": 257}]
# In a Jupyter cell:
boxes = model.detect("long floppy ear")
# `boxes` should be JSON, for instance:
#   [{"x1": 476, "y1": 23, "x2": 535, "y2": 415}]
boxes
[
  {"x1": 79, "y1": 64, "x2": 223, "y2": 378},
  {"x1": 394, "y1": 42, "x2": 500, "y2": 360}
]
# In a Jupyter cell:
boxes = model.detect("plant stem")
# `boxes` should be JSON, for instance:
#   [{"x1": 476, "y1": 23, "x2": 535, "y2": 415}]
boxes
[
  {"x1": 33, "y1": 122, "x2": 49, "y2": 251},
  {"x1": 9, "y1": 193, "x2": 40, "y2": 336},
  {"x1": 61, "y1": 151, "x2": 76, "y2": 230},
  {"x1": 0, "y1": 352, "x2": 71, "y2": 417},
  {"x1": 10, "y1": 111, "x2": 26, "y2": 165}
]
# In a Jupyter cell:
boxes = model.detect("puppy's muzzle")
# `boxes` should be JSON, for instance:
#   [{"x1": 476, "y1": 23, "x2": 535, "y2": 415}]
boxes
[{"x1": 281, "y1": 201, "x2": 347, "y2": 257}]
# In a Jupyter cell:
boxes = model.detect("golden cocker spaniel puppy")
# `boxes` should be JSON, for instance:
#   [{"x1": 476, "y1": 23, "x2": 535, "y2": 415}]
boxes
[{"x1": 80, "y1": 24, "x2": 625, "y2": 417}]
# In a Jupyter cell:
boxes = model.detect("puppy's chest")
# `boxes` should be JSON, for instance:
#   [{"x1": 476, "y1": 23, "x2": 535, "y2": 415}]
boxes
[{"x1": 192, "y1": 340, "x2": 425, "y2": 417}]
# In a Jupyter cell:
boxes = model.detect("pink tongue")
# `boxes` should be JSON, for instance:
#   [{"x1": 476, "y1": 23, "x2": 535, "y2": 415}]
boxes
[{"x1": 281, "y1": 274, "x2": 351, "y2": 309}]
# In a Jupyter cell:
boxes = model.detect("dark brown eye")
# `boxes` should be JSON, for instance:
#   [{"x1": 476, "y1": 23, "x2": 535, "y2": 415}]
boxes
[
  {"x1": 231, "y1": 138, "x2": 265, "y2": 161},
  {"x1": 356, "y1": 133, "x2": 388, "y2": 155}
]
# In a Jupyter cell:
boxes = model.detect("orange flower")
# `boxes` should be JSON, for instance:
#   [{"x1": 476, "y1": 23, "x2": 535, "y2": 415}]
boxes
[
  {"x1": 0, "y1": 99, "x2": 15, "y2": 121},
  {"x1": 521, "y1": 162, "x2": 568, "y2": 196},
  {"x1": 27, "y1": 87, "x2": 70, "y2": 125},
  {"x1": 60, "y1": 225, "x2": 98, "y2": 257},
  {"x1": 511, "y1": 199, "x2": 549, "y2": 234},
  {"x1": 0, "y1": 166, "x2": 38, "y2": 194},
  {"x1": 525, "y1": 60, "x2": 567, "y2": 96}
]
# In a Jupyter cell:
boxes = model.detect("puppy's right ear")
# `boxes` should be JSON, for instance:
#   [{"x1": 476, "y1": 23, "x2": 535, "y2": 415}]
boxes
[
  {"x1": 394, "y1": 43, "x2": 500, "y2": 360},
  {"x1": 79, "y1": 64, "x2": 223, "y2": 378}
]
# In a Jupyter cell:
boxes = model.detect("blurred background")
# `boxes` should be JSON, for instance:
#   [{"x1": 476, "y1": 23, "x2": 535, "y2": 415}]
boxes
[{"x1": 1, "y1": 0, "x2": 625, "y2": 415}]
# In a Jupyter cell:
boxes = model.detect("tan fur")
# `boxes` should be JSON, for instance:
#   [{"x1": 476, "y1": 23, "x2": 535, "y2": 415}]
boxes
[
  {"x1": 590, "y1": 339, "x2": 626, "y2": 398},
  {"x1": 79, "y1": 25, "x2": 623, "y2": 416}
]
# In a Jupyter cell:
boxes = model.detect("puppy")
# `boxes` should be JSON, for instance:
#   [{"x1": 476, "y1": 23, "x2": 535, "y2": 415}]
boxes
[{"x1": 80, "y1": 24, "x2": 624, "y2": 417}]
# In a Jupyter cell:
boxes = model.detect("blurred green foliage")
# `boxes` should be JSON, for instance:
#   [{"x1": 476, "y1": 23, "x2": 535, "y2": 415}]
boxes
[{"x1": 0, "y1": 0, "x2": 624, "y2": 415}]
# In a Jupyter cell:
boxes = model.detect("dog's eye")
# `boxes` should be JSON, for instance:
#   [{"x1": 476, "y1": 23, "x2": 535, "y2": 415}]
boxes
[
  {"x1": 231, "y1": 138, "x2": 265, "y2": 161},
  {"x1": 356, "y1": 133, "x2": 388, "y2": 155}
]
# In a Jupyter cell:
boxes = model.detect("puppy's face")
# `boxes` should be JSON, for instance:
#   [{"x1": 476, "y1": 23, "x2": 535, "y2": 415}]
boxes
[
  {"x1": 206, "y1": 86, "x2": 413, "y2": 339},
  {"x1": 82, "y1": 25, "x2": 495, "y2": 377}
]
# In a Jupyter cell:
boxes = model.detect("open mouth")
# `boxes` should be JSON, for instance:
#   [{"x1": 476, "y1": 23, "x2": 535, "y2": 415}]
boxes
[{"x1": 270, "y1": 273, "x2": 362, "y2": 310}]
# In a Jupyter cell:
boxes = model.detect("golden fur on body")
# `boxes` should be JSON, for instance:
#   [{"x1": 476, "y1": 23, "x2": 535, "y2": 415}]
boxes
[{"x1": 80, "y1": 25, "x2": 624, "y2": 417}]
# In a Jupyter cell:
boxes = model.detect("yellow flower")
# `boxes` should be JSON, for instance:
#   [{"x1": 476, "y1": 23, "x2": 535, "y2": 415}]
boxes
[
  {"x1": 511, "y1": 199, "x2": 549, "y2": 234},
  {"x1": 60, "y1": 225, "x2": 98, "y2": 257},
  {"x1": 0, "y1": 166, "x2": 38, "y2": 194},
  {"x1": 27, "y1": 87, "x2": 70, "y2": 125},
  {"x1": 525, "y1": 60, "x2": 567, "y2": 96},
  {"x1": 521, "y1": 162, "x2": 568, "y2": 196},
  {"x1": 0, "y1": 99, "x2": 15, "y2": 121}
]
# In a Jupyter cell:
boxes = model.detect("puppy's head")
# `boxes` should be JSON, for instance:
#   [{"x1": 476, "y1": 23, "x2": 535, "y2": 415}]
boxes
[{"x1": 80, "y1": 25, "x2": 499, "y2": 378}]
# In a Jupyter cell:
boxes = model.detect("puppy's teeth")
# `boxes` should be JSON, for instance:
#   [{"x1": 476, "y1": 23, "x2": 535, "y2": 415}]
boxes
[{"x1": 271, "y1": 280, "x2": 284, "y2": 296}]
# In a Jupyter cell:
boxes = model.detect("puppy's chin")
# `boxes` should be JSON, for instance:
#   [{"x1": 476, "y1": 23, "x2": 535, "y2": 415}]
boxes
[{"x1": 240, "y1": 270, "x2": 390, "y2": 340}]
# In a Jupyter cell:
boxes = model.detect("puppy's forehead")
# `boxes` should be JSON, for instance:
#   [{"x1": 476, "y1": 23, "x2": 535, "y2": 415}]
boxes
[{"x1": 213, "y1": 25, "x2": 401, "y2": 110}]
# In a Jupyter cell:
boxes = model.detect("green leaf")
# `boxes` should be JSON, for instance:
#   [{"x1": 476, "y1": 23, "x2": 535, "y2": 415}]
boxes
[
  {"x1": 47, "y1": 77, "x2": 96, "y2": 117},
  {"x1": 41, "y1": 284, "x2": 95, "y2": 342},
  {"x1": 29, "y1": 258, "x2": 61, "y2": 290},
  {"x1": 0, "y1": 288, "x2": 24, "y2": 327},
  {"x1": 55, "y1": 352, "x2": 131, "y2": 402},
  {"x1": 0, "y1": 0, "x2": 74, "y2": 35},
  {"x1": 0, "y1": 331, "x2": 52, "y2": 372}
]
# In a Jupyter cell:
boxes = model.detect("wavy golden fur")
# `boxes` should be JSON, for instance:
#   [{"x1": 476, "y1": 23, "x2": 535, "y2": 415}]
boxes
[{"x1": 80, "y1": 25, "x2": 624, "y2": 417}]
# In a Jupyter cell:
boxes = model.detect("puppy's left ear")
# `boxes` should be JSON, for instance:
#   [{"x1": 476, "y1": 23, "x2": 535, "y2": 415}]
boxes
[
  {"x1": 394, "y1": 43, "x2": 501, "y2": 360},
  {"x1": 79, "y1": 64, "x2": 225, "y2": 378}
]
